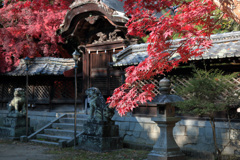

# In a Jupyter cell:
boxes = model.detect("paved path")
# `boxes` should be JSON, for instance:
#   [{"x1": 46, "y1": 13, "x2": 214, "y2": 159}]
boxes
[{"x1": 0, "y1": 141, "x2": 59, "y2": 160}]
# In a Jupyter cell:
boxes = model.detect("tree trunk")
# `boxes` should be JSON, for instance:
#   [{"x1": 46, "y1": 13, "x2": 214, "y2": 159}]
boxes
[
  {"x1": 209, "y1": 118, "x2": 222, "y2": 160},
  {"x1": 213, "y1": 0, "x2": 240, "y2": 24}
]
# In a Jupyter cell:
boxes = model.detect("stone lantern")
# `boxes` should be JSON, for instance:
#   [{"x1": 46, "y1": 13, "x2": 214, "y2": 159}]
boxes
[{"x1": 147, "y1": 77, "x2": 185, "y2": 160}]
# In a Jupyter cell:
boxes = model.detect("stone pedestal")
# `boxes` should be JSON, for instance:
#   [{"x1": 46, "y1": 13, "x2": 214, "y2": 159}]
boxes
[
  {"x1": 148, "y1": 117, "x2": 185, "y2": 160},
  {"x1": 78, "y1": 121, "x2": 123, "y2": 152},
  {"x1": 0, "y1": 114, "x2": 31, "y2": 140}
]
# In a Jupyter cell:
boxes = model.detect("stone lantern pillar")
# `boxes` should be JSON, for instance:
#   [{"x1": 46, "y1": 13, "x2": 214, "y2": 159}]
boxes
[{"x1": 147, "y1": 77, "x2": 185, "y2": 160}]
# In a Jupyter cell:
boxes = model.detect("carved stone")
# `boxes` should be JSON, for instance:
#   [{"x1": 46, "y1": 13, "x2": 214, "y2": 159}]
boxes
[
  {"x1": 0, "y1": 88, "x2": 32, "y2": 139},
  {"x1": 77, "y1": 87, "x2": 122, "y2": 152},
  {"x1": 7, "y1": 88, "x2": 26, "y2": 117},
  {"x1": 85, "y1": 87, "x2": 114, "y2": 122},
  {"x1": 147, "y1": 78, "x2": 185, "y2": 160}
]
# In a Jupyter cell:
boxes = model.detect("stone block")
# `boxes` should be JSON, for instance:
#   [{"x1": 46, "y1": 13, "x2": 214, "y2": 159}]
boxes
[
  {"x1": 78, "y1": 134, "x2": 123, "y2": 152},
  {"x1": 216, "y1": 128, "x2": 229, "y2": 140},
  {"x1": 134, "y1": 122, "x2": 144, "y2": 132},
  {"x1": 126, "y1": 131, "x2": 133, "y2": 136},
  {"x1": 216, "y1": 138, "x2": 229, "y2": 147},
  {"x1": 175, "y1": 135, "x2": 197, "y2": 147},
  {"x1": 230, "y1": 129, "x2": 240, "y2": 140},
  {"x1": 135, "y1": 137, "x2": 147, "y2": 144},
  {"x1": 119, "y1": 122, "x2": 130, "y2": 131},
  {"x1": 204, "y1": 127, "x2": 213, "y2": 139},
  {"x1": 139, "y1": 131, "x2": 148, "y2": 140},
  {"x1": 3, "y1": 117, "x2": 28, "y2": 128},
  {"x1": 124, "y1": 135, "x2": 136, "y2": 143},
  {"x1": 129, "y1": 122, "x2": 135, "y2": 131},
  {"x1": 186, "y1": 126, "x2": 199, "y2": 136},
  {"x1": 132, "y1": 131, "x2": 140, "y2": 138},
  {"x1": 142, "y1": 123, "x2": 153, "y2": 131},
  {"x1": 222, "y1": 146, "x2": 235, "y2": 155},
  {"x1": 173, "y1": 126, "x2": 186, "y2": 136},
  {"x1": 204, "y1": 136, "x2": 214, "y2": 145},
  {"x1": 119, "y1": 130, "x2": 125, "y2": 137},
  {"x1": 198, "y1": 127, "x2": 204, "y2": 136},
  {"x1": 0, "y1": 126, "x2": 26, "y2": 138},
  {"x1": 83, "y1": 122, "x2": 119, "y2": 137}
]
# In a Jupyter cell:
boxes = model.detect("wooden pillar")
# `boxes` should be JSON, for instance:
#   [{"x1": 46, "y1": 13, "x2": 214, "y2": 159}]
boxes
[{"x1": 82, "y1": 48, "x2": 90, "y2": 108}]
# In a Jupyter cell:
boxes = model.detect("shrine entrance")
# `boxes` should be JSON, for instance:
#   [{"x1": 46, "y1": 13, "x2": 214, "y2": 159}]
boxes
[{"x1": 59, "y1": 0, "x2": 137, "y2": 99}]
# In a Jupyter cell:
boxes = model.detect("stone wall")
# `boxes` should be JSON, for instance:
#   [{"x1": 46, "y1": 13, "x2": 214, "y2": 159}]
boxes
[
  {"x1": 0, "y1": 110, "x2": 60, "y2": 131},
  {"x1": 112, "y1": 114, "x2": 240, "y2": 156}
]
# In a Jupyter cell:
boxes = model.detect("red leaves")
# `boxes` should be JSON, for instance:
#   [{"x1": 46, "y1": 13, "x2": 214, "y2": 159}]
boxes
[
  {"x1": 0, "y1": 0, "x2": 70, "y2": 72},
  {"x1": 107, "y1": 0, "x2": 221, "y2": 116}
]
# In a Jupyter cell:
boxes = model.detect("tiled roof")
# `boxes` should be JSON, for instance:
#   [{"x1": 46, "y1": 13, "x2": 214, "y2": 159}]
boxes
[
  {"x1": 5, "y1": 57, "x2": 75, "y2": 76},
  {"x1": 112, "y1": 31, "x2": 240, "y2": 67}
]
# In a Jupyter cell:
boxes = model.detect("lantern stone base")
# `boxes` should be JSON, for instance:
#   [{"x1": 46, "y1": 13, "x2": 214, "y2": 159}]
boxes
[{"x1": 147, "y1": 117, "x2": 185, "y2": 160}]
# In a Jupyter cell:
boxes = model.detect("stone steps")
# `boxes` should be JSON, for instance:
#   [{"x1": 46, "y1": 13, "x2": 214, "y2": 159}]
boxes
[
  {"x1": 29, "y1": 113, "x2": 88, "y2": 147},
  {"x1": 44, "y1": 128, "x2": 80, "y2": 137},
  {"x1": 36, "y1": 134, "x2": 72, "y2": 142},
  {"x1": 30, "y1": 139, "x2": 59, "y2": 146},
  {"x1": 52, "y1": 123, "x2": 83, "y2": 131},
  {"x1": 59, "y1": 118, "x2": 87, "y2": 124}
]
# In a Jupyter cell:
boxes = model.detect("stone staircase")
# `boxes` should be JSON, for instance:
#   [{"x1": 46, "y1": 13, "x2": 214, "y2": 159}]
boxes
[{"x1": 28, "y1": 113, "x2": 88, "y2": 147}]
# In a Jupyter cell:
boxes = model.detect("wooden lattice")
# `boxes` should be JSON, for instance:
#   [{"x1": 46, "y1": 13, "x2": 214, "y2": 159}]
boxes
[
  {"x1": 91, "y1": 77, "x2": 108, "y2": 95},
  {"x1": 34, "y1": 85, "x2": 49, "y2": 99},
  {"x1": 110, "y1": 76, "x2": 122, "y2": 94},
  {"x1": 133, "y1": 77, "x2": 240, "y2": 97},
  {"x1": 0, "y1": 84, "x2": 2, "y2": 99},
  {"x1": 134, "y1": 79, "x2": 161, "y2": 96},
  {"x1": 53, "y1": 79, "x2": 82, "y2": 99}
]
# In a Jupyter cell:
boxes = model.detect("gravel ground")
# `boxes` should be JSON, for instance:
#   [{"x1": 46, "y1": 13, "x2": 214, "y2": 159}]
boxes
[{"x1": 0, "y1": 140, "x2": 59, "y2": 160}]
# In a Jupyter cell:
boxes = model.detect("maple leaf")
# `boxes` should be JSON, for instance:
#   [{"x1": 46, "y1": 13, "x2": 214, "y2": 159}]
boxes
[
  {"x1": 0, "y1": 0, "x2": 71, "y2": 72},
  {"x1": 107, "y1": 0, "x2": 222, "y2": 116}
]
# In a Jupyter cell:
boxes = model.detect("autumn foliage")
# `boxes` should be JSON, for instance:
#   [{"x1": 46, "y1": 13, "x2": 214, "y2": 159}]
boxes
[
  {"x1": 0, "y1": 0, "x2": 71, "y2": 72},
  {"x1": 107, "y1": 0, "x2": 222, "y2": 116}
]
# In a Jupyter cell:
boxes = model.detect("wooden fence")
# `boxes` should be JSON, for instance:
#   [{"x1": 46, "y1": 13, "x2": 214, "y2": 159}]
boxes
[
  {"x1": 0, "y1": 77, "x2": 83, "y2": 110},
  {"x1": 134, "y1": 77, "x2": 240, "y2": 96}
]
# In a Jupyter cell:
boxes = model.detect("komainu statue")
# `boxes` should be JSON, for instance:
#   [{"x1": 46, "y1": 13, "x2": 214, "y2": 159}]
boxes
[
  {"x1": 7, "y1": 88, "x2": 26, "y2": 117},
  {"x1": 85, "y1": 87, "x2": 114, "y2": 122}
]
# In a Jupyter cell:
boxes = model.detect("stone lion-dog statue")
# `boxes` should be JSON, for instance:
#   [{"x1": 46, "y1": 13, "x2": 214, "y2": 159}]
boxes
[
  {"x1": 7, "y1": 88, "x2": 26, "y2": 116},
  {"x1": 85, "y1": 87, "x2": 114, "y2": 122}
]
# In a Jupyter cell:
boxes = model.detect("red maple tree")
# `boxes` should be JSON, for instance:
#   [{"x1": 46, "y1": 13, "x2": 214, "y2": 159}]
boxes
[
  {"x1": 108, "y1": 0, "x2": 223, "y2": 116},
  {"x1": 0, "y1": 0, "x2": 71, "y2": 72}
]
